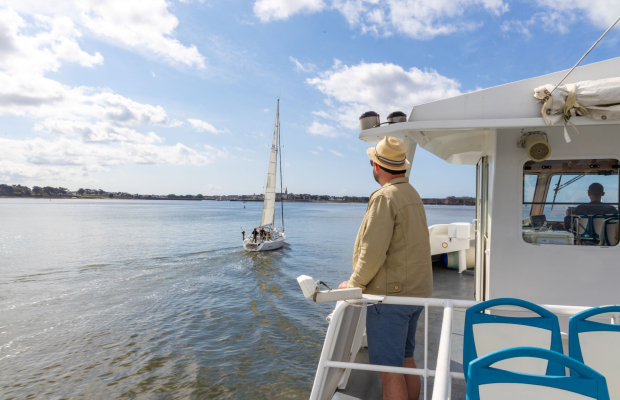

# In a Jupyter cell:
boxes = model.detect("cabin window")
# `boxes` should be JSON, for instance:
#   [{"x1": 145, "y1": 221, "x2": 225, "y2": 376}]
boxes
[
  {"x1": 522, "y1": 174, "x2": 538, "y2": 217},
  {"x1": 522, "y1": 159, "x2": 619, "y2": 246}
]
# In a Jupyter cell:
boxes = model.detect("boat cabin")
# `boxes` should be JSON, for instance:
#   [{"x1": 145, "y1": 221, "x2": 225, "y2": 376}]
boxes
[
  {"x1": 303, "y1": 57, "x2": 620, "y2": 400},
  {"x1": 359, "y1": 56, "x2": 620, "y2": 307}
]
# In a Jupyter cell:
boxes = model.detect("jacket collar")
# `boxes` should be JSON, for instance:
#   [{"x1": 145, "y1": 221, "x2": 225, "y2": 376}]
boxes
[
  {"x1": 368, "y1": 176, "x2": 409, "y2": 204},
  {"x1": 383, "y1": 176, "x2": 409, "y2": 187}
]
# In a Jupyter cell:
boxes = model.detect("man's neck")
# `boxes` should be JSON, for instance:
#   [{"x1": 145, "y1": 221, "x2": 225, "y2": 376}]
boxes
[{"x1": 380, "y1": 174, "x2": 406, "y2": 186}]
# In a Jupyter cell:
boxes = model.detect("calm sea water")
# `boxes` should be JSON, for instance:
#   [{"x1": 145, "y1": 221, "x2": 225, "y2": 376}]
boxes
[{"x1": 0, "y1": 199, "x2": 474, "y2": 399}]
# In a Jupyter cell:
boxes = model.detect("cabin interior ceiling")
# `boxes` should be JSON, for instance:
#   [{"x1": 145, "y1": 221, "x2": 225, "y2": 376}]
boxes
[{"x1": 488, "y1": 125, "x2": 619, "y2": 307}]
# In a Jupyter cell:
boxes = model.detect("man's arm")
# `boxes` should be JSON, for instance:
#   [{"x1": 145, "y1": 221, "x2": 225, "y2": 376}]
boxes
[{"x1": 346, "y1": 195, "x2": 395, "y2": 289}]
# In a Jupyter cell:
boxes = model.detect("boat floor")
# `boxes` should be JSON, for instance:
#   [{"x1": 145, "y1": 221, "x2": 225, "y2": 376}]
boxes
[{"x1": 333, "y1": 263, "x2": 473, "y2": 400}]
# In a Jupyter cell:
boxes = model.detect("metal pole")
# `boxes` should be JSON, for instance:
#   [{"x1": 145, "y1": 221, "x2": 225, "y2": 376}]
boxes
[
  {"x1": 432, "y1": 302, "x2": 453, "y2": 400},
  {"x1": 550, "y1": 14, "x2": 620, "y2": 95},
  {"x1": 424, "y1": 301, "x2": 428, "y2": 400}
]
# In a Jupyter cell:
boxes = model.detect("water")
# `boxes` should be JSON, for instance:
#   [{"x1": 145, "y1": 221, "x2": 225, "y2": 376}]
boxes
[{"x1": 0, "y1": 199, "x2": 474, "y2": 399}]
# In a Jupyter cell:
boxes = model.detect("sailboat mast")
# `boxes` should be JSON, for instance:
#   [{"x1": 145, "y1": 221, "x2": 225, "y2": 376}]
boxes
[{"x1": 278, "y1": 101, "x2": 284, "y2": 232}]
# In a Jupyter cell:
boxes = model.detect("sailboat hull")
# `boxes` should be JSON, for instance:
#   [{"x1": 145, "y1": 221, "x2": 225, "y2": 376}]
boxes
[{"x1": 243, "y1": 229, "x2": 285, "y2": 252}]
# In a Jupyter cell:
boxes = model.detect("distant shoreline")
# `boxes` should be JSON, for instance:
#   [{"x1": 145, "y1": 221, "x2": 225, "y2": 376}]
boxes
[{"x1": 0, "y1": 196, "x2": 474, "y2": 205}]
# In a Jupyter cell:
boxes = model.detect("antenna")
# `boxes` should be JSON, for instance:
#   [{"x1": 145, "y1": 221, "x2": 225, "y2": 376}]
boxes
[{"x1": 550, "y1": 14, "x2": 620, "y2": 95}]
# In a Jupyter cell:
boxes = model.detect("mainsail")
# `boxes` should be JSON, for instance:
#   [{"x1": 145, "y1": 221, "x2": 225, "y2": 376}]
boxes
[{"x1": 260, "y1": 100, "x2": 279, "y2": 227}]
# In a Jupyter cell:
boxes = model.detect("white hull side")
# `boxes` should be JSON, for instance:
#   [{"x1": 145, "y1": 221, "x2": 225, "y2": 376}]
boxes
[{"x1": 243, "y1": 232, "x2": 285, "y2": 252}]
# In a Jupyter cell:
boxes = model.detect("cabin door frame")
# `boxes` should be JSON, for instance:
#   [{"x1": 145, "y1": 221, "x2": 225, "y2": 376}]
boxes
[{"x1": 475, "y1": 156, "x2": 489, "y2": 301}]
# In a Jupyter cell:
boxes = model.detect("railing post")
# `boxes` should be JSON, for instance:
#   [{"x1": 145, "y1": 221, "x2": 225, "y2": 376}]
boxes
[
  {"x1": 431, "y1": 301, "x2": 453, "y2": 400},
  {"x1": 424, "y1": 301, "x2": 428, "y2": 400}
]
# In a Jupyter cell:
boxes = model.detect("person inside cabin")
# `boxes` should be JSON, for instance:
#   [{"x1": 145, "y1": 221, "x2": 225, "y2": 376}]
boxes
[
  {"x1": 564, "y1": 183, "x2": 618, "y2": 231},
  {"x1": 252, "y1": 228, "x2": 258, "y2": 243},
  {"x1": 338, "y1": 136, "x2": 432, "y2": 400},
  {"x1": 259, "y1": 227, "x2": 266, "y2": 242}
]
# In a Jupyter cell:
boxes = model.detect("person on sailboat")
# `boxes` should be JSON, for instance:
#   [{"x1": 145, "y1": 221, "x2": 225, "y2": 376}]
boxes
[
  {"x1": 338, "y1": 136, "x2": 432, "y2": 400},
  {"x1": 259, "y1": 227, "x2": 266, "y2": 242},
  {"x1": 252, "y1": 228, "x2": 259, "y2": 243}
]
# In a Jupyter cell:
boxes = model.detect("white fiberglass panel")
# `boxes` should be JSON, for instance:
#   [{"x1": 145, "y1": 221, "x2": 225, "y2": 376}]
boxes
[
  {"x1": 473, "y1": 323, "x2": 551, "y2": 374},
  {"x1": 479, "y1": 383, "x2": 591, "y2": 400},
  {"x1": 579, "y1": 331, "x2": 620, "y2": 399}
]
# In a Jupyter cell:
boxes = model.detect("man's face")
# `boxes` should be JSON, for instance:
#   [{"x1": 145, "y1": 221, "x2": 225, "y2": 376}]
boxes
[{"x1": 371, "y1": 160, "x2": 379, "y2": 183}]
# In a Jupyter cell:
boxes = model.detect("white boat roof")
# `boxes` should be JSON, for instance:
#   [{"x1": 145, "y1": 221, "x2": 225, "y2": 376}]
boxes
[{"x1": 359, "y1": 57, "x2": 620, "y2": 164}]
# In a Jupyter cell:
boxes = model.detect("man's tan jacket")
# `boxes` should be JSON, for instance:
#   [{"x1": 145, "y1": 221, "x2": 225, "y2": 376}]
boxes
[{"x1": 347, "y1": 177, "x2": 433, "y2": 297}]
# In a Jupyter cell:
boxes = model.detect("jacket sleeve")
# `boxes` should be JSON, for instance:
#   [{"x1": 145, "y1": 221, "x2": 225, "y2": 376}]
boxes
[{"x1": 347, "y1": 195, "x2": 395, "y2": 289}]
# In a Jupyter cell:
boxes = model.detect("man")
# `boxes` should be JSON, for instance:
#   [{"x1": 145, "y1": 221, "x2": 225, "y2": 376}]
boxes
[
  {"x1": 565, "y1": 183, "x2": 618, "y2": 231},
  {"x1": 338, "y1": 136, "x2": 433, "y2": 400},
  {"x1": 259, "y1": 227, "x2": 266, "y2": 242},
  {"x1": 252, "y1": 228, "x2": 259, "y2": 243}
]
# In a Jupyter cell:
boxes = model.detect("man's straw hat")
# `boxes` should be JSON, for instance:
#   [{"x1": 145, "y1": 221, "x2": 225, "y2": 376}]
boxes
[{"x1": 366, "y1": 136, "x2": 410, "y2": 171}]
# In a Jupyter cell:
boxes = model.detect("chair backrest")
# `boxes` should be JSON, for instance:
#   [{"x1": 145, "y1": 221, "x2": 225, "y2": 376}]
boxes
[
  {"x1": 467, "y1": 347, "x2": 610, "y2": 400},
  {"x1": 591, "y1": 215, "x2": 607, "y2": 241},
  {"x1": 463, "y1": 298, "x2": 564, "y2": 381},
  {"x1": 570, "y1": 305, "x2": 620, "y2": 399},
  {"x1": 603, "y1": 218, "x2": 619, "y2": 246},
  {"x1": 573, "y1": 215, "x2": 592, "y2": 238}
]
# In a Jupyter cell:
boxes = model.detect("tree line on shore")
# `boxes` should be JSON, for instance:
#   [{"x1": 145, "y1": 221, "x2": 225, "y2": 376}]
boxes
[
  {"x1": 0, "y1": 184, "x2": 68, "y2": 197},
  {"x1": 0, "y1": 184, "x2": 205, "y2": 199}
]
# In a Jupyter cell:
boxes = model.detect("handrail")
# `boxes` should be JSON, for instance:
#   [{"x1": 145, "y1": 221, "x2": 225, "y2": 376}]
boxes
[
  {"x1": 310, "y1": 295, "x2": 593, "y2": 400},
  {"x1": 432, "y1": 302, "x2": 453, "y2": 400}
]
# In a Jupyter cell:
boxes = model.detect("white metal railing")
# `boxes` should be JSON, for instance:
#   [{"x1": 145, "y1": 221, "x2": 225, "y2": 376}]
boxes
[{"x1": 309, "y1": 295, "x2": 614, "y2": 400}]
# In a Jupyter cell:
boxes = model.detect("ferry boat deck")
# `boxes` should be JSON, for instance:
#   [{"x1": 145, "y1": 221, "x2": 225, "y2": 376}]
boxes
[{"x1": 333, "y1": 264, "x2": 473, "y2": 400}]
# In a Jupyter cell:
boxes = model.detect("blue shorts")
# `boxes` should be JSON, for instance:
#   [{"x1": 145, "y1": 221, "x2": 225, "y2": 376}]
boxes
[{"x1": 366, "y1": 304, "x2": 424, "y2": 367}]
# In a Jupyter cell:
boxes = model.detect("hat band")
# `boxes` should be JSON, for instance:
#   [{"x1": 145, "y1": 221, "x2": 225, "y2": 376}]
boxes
[{"x1": 375, "y1": 148, "x2": 406, "y2": 166}]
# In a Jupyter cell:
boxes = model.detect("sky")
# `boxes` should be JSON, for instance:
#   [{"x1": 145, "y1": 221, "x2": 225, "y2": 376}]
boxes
[{"x1": 0, "y1": 0, "x2": 619, "y2": 198}]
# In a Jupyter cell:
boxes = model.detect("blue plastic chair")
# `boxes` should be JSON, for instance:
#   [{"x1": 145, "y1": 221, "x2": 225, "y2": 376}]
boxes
[
  {"x1": 467, "y1": 347, "x2": 610, "y2": 400},
  {"x1": 463, "y1": 298, "x2": 564, "y2": 381},
  {"x1": 573, "y1": 215, "x2": 593, "y2": 239},
  {"x1": 602, "y1": 217, "x2": 619, "y2": 246},
  {"x1": 570, "y1": 305, "x2": 620, "y2": 399},
  {"x1": 591, "y1": 214, "x2": 608, "y2": 241}
]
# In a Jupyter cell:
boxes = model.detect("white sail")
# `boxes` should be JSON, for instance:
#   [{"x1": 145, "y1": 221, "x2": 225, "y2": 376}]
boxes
[{"x1": 260, "y1": 101, "x2": 279, "y2": 227}]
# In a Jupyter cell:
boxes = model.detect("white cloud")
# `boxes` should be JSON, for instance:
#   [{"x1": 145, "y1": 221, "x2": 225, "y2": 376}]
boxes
[
  {"x1": 0, "y1": 9, "x2": 218, "y2": 184},
  {"x1": 307, "y1": 121, "x2": 349, "y2": 138},
  {"x1": 310, "y1": 150, "x2": 319, "y2": 155},
  {"x1": 502, "y1": 1, "x2": 618, "y2": 37},
  {"x1": 254, "y1": 0, "x2": 326, "y2": 22},
  {"x1": 3, "y1": 0, "x2": 206, "y2": 69},
  {"x1": 0, "y1": 10, "x2": 103, "y2": 75},
  {"x1": 188, "y1": 118, "x2": 230, "y2": 134},
  {"x1": 501, "y1": 11, "x2": 574, "y2": 37},
  {"x1": 329, "y1": 149, "x2": 344, "y2": 157},
  {"x1": 307, "y1": 60, "x2": 461, "y2": 129},
  {"x1": 289, "y1": 56, "x2": 316, "y2": 72},
  {"x1": 533, "y1": 0, "x2": 620, "y2": 29},
  {"x1": 255, "y1": 0, "x2": 508, "y2": 39},
  {"x1": 263, "y1": 108, "x2": 270, "y2": 113},
  {"x1": 169, "y1": 119, "x2": 184, "y2": 127},
  {"x1": 317, "y1": 146, "x2": 324, "y2": 151},
  {"x1": 0, "y1": 137, "x2": 216, "y2": 182}
]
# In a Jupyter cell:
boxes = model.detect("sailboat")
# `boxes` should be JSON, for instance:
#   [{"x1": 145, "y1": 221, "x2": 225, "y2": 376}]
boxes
[{"x1": 243, "y1": 100, "x2": 286, "y2": 251}]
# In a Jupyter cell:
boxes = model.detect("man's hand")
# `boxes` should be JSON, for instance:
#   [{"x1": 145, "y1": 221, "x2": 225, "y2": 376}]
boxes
[{"x1": 338, "y1": 281, "x2": 349, "y2": 289}]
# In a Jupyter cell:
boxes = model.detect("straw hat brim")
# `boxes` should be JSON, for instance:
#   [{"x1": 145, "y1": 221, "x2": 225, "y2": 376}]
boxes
[{"x1": 367, "y1": 146, "x2": 410, "y2": 171}]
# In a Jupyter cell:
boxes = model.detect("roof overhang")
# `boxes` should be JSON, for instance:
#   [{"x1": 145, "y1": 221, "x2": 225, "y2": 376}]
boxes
[{"x1": 359, "y1": 57, "x2": 620, "y2": 165}]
